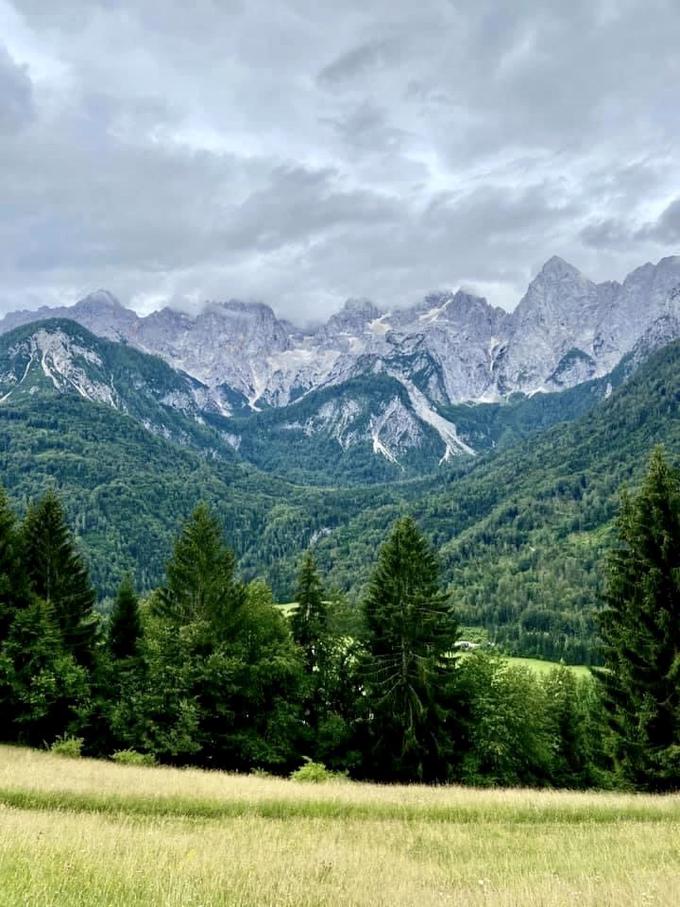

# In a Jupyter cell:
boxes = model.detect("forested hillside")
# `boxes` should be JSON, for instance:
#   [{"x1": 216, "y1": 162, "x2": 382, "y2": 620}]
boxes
[
  {"x1": 0, "y1": 392, "x2": 387, "y2": 597},
  {"x1": 0, "y1": 328, "x2": 678, "y2": 660},
  {"x1": 307, "y1": 340, "x2": 680, "y2": 662}
]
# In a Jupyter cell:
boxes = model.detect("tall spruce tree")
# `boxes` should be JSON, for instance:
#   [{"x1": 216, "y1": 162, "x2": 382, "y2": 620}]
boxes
[
  {"x1": 149, "y1": 505, "x2": 303, "y2": 770},
  {"x1": 597, "y1": 447, "x2": 680, "y2": 790},
  {"x1": 362, "y1": 516, "x2": 459, "y2": 782},
  {"x1": 108, "y1": 574, "x2": 143, "y2": 661},
  {"x1": 0, "y1": 487, "x2": 28, "y2": 642},
  {"x1": 0, "y1": 596, "x2": 89, "y2": 745},
  {"x1": 155, "y1": 503, "x2": 244, "y2": 634},
  {"x1": 291, "y1": 550, "x2": 327, "y2": 670},
  {"x1": 0, "y1": 486, "x2": 31, "y2": 736},
  {"x1": 22, "y1": 490, "x2": 98, "y2": 667}
]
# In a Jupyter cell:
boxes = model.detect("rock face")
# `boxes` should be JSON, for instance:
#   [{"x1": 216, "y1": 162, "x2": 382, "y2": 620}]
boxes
[
  {"x1": 0, "y1": 319, "x2": 240, "y2": 453},
  {"x1": 1, "y1": 254, "x2": 679, "y2": 466}
]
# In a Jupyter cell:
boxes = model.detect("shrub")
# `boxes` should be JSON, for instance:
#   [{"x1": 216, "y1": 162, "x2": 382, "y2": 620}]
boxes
[
  {"x1": 290, "y1": 760, "x2": 346, "y2": 783},
  {"x1": 112, "y1": 749, "x2": 157, "y2": 767},
  {"x1": 50, "y1": 735, "x2": 83, "y2": 758}
]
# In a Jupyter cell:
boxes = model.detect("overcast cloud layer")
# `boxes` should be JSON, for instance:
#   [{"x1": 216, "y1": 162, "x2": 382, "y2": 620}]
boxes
[{"x1": 1, "y1": 0, "x2": 679, "y2": 321}]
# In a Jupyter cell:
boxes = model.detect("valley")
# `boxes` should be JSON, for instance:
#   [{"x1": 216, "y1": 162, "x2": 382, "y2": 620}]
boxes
[
  {"x1": 0, "y1": 254, "x2": 678, "y2": 663},
  {"x1": 0, "y1": 305, "x2": 678, "y2": 660}
]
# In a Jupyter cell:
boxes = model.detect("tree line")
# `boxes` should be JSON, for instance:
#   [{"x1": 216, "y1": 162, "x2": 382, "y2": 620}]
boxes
[{"x1": 0, "y1": 447, "x2": 678, "y2": 790}]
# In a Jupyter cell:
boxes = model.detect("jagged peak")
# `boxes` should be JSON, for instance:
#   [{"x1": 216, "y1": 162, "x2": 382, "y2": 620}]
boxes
[
  {"x1": 537, "y1": 255, "x2": 585, "y2": 281},
  {"x1": 204, "y1": 298, "x2": 278, "y2": 319},
  {"x1": 145, "y1": 305, "x2": 193, "y2": 324},
  {"x1": 76, "y1": 289, "x2": 123, "y2": 310},
  {"x1": 656, "y1": 254, "x2": 680, "y2": 270},
  {"x1": 449, "y1": 289, "x2": 500, "y2": 313},
  {"x1": 621, "y1": 255, "x2": 680, "y2": 290},
  {"x1": 339, "y1": 297, "x2": 383, "y2": 319}
]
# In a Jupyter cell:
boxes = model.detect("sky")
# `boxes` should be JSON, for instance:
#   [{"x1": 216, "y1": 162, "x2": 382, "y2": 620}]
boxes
[{"x1": 1, "y1": 0, "x2": 679, "y2": 323}]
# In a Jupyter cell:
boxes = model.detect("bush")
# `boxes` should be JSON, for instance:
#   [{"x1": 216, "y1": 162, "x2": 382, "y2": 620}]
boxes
[
  {"x1": 50, "y1": 735, "x2": 83, "y2": 758},
  {"x1": 290, "y1": 760, "x2": 346, "y2": 783},
  {"x1": 112, "y1": 749, "x2": 157, "y2": 767}
]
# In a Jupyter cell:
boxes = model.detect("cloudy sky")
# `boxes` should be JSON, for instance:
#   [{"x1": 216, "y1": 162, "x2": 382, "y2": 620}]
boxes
[{"x1": 1, "y1": 0, "x2": 679, "y2": 322}]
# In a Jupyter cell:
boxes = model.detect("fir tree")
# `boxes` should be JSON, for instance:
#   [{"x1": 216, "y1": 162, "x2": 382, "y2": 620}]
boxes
[
  {"x1": 22, "y1": 490, "x2": 98, "y2": 667},
  {"x1": 0, "y1": 486, "x2": 28, "y2": 642},
  {"x1": 150, "y1": 507, "x2": 303, "y2": 770},
  {"x1": 362, "y1": 516, "x2": 459, "y2": 782},
  {"x1": 0, "y1": 596, "x2": 89, "y2": 745},
  {"x1": 108, "y1": 574, "x2": 143, "y2": 661},
  {"x1": 291, "y1": 550, "x2": 327, "y2": 670},
  {"x1": 596, "y1": 447, "x2": 680, "y2": 790},
  {"x1": 155, "y1": 503, "x2": 244, "y2": 634},
  {"x1": 542, "y1": 665, "x2": 594, "y2": 788}
]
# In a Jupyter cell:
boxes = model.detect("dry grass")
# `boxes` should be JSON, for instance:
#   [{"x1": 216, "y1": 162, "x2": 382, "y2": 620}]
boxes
[{"x1": 0, "y1": 745, "x2": 678, "y2": 906}]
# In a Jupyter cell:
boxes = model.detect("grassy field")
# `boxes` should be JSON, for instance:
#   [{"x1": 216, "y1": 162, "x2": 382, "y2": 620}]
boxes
[
  {"x1": 0, "y1": 747, "x2": 678, "y2": 905},
  {"x1": 503, "y1": 656, "x2": 591, "y2": 678},
  {"x1": 276, "y1": 609, "x2": 592, "y2": 679}
]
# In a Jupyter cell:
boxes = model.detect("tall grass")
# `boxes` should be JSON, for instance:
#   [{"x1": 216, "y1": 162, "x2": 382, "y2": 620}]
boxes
[{"x1": 0, "y1": 746, "x2": 678, "y2": 905}]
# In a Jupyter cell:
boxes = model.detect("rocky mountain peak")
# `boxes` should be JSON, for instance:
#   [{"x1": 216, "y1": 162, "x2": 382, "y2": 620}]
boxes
[
  {"x1": 1, "y1": 254, "x2": 679, "y2": 415},
  {"x1": 325, "y1": 298, "x2": 383, "y2": 332},
  {"x1": 342, "y1": 297, "x2": 382, "y2": 318},
  {"x1": 76, "y1": 289, "x2": 124, "y2": 312},
  {"x1": 539, "y1": 255, "x2": 583, "y2": 279}
]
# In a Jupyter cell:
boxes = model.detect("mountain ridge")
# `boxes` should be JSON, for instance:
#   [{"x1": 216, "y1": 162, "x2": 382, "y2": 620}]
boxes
[
  {"x1": 0, "y1": 315, "x2": 641, "y2": 484},
  {"x1": 1, "y1": 255, "x2": 679, "y2": 415}
]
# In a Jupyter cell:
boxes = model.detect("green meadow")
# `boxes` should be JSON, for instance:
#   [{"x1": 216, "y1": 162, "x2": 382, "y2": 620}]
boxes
[
  {"x1": 503, "y1": 656, "x2": 591, "y2": 678},
  {"x1": 0, "y1": 746, "x2": 678, "y2": 906}
]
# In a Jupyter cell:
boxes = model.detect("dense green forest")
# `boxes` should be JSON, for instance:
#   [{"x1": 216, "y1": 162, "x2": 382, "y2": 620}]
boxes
[
  {"x1": 0, "y1": 451, "x2": 678, "y2": 790},
  {"x1": 308, "y1": 341, "x2": 680, "y2": 662},
  {"x1": 0, "y1": 321, "x2": 678, "y2": 661}
]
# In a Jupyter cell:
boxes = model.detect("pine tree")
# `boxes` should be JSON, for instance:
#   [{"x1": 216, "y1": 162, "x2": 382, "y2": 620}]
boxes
[
  {"x1": 22, "y1": 490, "x2": 98, "y2": 667},
  {"x1": 0, "y1": 487, "x2": 28, "y2": 642},
  {"x1": 542, "y1": 665, "x2": 594, "y2": 788},
  {"x1": 0, "y1": 596, "x2": 90, "y2": 745},
  {"x1": 362, "y1": 516, "x2": 459, "y2": 782},
  {"x1": 291, "y1": 550, "x2": 327, "y2": 670},
  {"x1": 108, "y1": 574, "x2": 143, "y2": 661},
  {"x1": 148, "y1": 506, "x2": 303, "y2": 770},
  {"x1": 0, "y1": 486, "x2": 31, "y2": 736},
  {"x1": 155, "y1": 503, "x2": 244, "y2": 634},
  {"x1": 596, "y1": 447, "x2": 680, "y2": 790}
]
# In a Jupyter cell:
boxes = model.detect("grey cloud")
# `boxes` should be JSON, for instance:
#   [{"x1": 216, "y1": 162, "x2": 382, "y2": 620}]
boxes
[
  {"x1": 0, "y1": 0, "x2": 679, "y2": 319},
  {"x1": 580, "y1": 219, "x2": 633, "y2": 251},
  {"x1": 638, "y1": 199, "x2": 680, "y2": 243},
  {"x1": 321, "y1": 102, "x2": 412, "y2": 156},
  {"x1": 318, "y1": 38, "x2": 401, "y2": 86},
  {"x1": 0, "y1": 44, "x2": 34, "y2": 133},
  {"x1": 221, "y1": 165, "x2": 401, "y2": 252}
]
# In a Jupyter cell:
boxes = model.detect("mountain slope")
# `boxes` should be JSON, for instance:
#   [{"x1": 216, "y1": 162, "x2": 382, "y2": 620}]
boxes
[
  {"x1": 302, "y1": 340, "x2": 680, "y2": 661},
  {"x1": 0, "y1": 320, "x2": 678, "y2": 663},
  {"x1": 0, "y1": 385, "x2": 402, "y2": 597},
  {"x1": 0, "y1": 319, "x2": 478, "y2": 480},
  {"x1": 0, "y1": 319, "x2": 246, "y2": 454}
]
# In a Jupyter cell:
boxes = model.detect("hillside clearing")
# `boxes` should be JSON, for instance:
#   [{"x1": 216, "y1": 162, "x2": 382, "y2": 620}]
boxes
[
  {"x1": 0, "y1": 747, "x2": 678, "y2": 906},
  {"x1": 503, "y1": 656, "x2": 591, "y2": 678}
]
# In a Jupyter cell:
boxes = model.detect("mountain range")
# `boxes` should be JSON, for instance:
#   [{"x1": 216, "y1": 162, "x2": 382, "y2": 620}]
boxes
[
  {"x1": 1, "y1": 254, "x2": 679, "y2": 478},
  {"x1": 0, "y1": 253, "x2": 679, "y2": 660}
]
